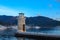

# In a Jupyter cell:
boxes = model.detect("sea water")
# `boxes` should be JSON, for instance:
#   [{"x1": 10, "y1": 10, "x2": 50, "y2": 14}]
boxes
[{"x1": 0, "y1": 26, "x2": 60, "y2": 40}]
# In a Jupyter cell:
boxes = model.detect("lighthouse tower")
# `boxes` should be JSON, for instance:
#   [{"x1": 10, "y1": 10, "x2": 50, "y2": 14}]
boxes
[{"x1": 18, "y1": 13, "x2": 26, "y2": 32}]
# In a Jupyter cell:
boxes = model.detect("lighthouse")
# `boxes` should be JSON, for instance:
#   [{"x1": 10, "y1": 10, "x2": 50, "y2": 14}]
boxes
[{"x1": 18, "y1": 13, "x2": 26, "y2": 32}]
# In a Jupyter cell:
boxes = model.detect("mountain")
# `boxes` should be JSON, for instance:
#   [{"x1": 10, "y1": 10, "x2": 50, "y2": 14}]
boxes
[
  {"x1": 0, "y1": 15, "x2": 60, "y2": 27},
  {"x1": 26, "y1": 16, "x2": 60, "y2": 27},
  {"x1": 0, "y1": 15, "x2": 17, "y2": 25}
]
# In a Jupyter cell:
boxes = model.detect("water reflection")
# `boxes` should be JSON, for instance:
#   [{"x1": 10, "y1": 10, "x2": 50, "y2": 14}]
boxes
[
  {"x1": 0, "y1": 36, "x2": 35, "y2": 40},
  {"x1": 0, "y1": 36, "x2": 17, "y2": 40}
]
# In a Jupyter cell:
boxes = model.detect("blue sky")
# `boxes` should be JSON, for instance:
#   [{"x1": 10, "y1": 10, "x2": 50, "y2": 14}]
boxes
[{"x1": 0, "y1": 0, "x2": 60, "y2": 20}]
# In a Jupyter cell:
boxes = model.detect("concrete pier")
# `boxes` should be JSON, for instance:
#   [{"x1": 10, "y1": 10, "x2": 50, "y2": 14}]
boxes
[{"x1": 15, "y1": 32, "x2": 60, "y2": 40}]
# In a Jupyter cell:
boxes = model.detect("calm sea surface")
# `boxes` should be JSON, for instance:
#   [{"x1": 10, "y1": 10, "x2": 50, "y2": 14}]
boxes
[{"x1": 0, "y1": 26, "x2": 60, "y2": 40}]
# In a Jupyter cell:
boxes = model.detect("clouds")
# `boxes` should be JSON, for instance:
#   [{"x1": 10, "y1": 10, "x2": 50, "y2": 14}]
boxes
[
  {"x1": 0, "y1": 6, "x2": 19, "y2": 16},
  {"x1": 0, "y1": 5, "x2": 39, "y2": 17}
]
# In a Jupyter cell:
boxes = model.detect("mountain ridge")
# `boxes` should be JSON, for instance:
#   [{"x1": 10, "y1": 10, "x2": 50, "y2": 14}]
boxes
[{"x1": 0, "y1": 15, "x2": 60, "y2": 27}]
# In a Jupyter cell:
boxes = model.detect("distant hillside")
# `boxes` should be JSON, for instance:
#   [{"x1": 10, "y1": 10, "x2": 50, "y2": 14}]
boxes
[
  {"x1": 0, "y1": 15, "x2": 60, "y2": 27},
  {"x1": 0, "y1": 15, "x2": 17, "y2": 25},
  {"x1": 26, "y1": 16, "x2": 60, "y2": 27}
]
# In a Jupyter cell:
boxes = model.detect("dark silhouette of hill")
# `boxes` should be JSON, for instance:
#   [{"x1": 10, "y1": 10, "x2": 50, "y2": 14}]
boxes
[
  {"x1": 26, "y1": 16, "x2": 60, "y2": 27},
  {"x1": 0, "y1": 15, "x2": 60, "y2": 27},
  {"x1": 0, "y1": 15, "x2": 17, "y2": 25}
]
